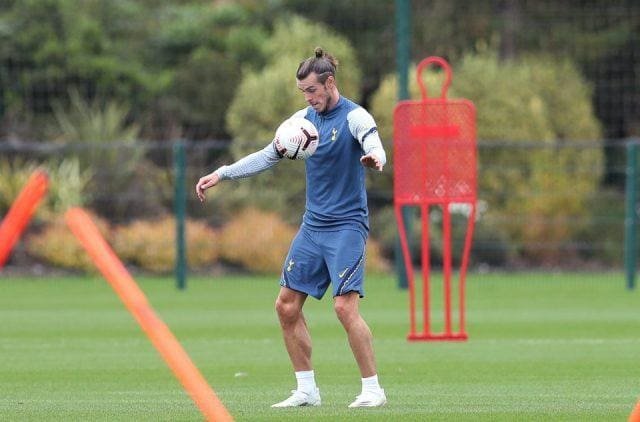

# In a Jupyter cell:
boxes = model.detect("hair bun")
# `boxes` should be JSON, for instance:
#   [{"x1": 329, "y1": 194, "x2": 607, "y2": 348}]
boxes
[{"x1": 314, "y1": 47, "x2": 324, "y2": 58}]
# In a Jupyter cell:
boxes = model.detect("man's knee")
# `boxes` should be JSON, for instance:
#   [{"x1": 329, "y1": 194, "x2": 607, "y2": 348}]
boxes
[
  {"x1": 334, "y1": 295, "x2": 359, "y2": 324},
  {"x1": 275, "y1": 295, "x2": 301, "y2": 323}
]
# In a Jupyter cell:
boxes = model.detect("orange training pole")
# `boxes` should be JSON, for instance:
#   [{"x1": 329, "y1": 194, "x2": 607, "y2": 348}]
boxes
[
  {"x1": 630, "y1": 398, "x2": 640, "y2": 422},
  {"x1": 65, "y1": 207, "x2": 233, "y2": 422},
  {"x1": 0, "y1": 169, "x2": 49, "y2": 268}
]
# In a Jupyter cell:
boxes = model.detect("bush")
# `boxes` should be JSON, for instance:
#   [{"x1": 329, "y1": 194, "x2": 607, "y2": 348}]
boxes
[
  {"x1": 219, "y1": 207, "x2": 389, "y2": 275},
  {"x1": 49, "y1": 90, "x2": 147, "y2": 219},
  {"x1": 365, "y1": 237, "x2": 390, "y2": 275},
  {"x1": 219, "y1": 208, "x2": 296, "y2": 274},
  {"x1": 166, "y1": 48, "x2": 242, "y2": 139},
  {"x1": 227, "y1": 14, "x2": 361, "y2": 155},
  {"x1": 25, "y1": 211, "x2": 110, "y2": 273},
  {"x1": 0, "y1": 1, "x2": 163, "y2": 139},
  {"x1": 0, "y1": 158, "x2": 39, "y2": 217},
  {"x1": 43, "y1": 158, "x2": 93, "y2": 219},
  {"x1": 456, "y1": 54, "x2": 603, "y2": 263},
  {"x1": 0, "y1": 157, "x2": 92, "y2": 220},
  {"x1": 370, "y1": 51, "x2": 604, "y2": 264},
  {"x1": 113, "y1": 216, "x2": 219, "y2": 273},
  {"x1": 153, "y1": 2, "x2": 268, "y2": 139},
  {"x1": 224, "y1": 15, "x2": 361, "y2": 223}
]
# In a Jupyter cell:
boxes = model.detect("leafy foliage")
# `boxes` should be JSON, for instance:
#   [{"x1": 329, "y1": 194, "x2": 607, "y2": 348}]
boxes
[
  {"x1": 42, "y1": 157, "x2": 93, "y2": 218},
  {"x1": 370, "y1": 51, "x2": 603, "y2": 264},
  {"x1": 1, "y1": 1, "x2": 636, "y2": 270},
  {"x1": 219, "y1": 208, "x2": 296, "y2": 274},
  {"x1": 227, "y1": 14, "x2": 361, "y2": 156},
  {"x1": 0, "y1": 157, "x2": 92, "y2": 219},
  {"x1": 51, "y1": 89, "x2": 140, "y2": 144},
  {"x1": 166, "y1": 49, "x2": 242, "y2": 139},
  {"x1": 224, "y1": 15, "x2": 361, "y2": 222},
  {"x1": 149, "y1": 2, "x2": 268, "y2": 139},
  {"x1": 0, "y1": 158, "x2": 38, "y2": 216},
  {"x1": 364, "y1": 237, "x2": 390, "y2": 275},
  {"x1": 25, "y1": 211, "x2": 110, "y2": 272},
  {"x1": 0, "y1": 0, "x2": 272, "y2": 140},
  {"x1": 113, "y1": 216, "x2": 219, "y2": 273},
  {"x1": 281, "y1": 0, "x2": 394, "y2": 101},
  {"x1": 0, "y1": 0, "x2": 165, "y2": 135},
  {"x1": 49, "y1": 89, "x2": 144, "y2": 218},
  {"x1": 218, "y1": 207, "x2": 388, "y2": 275}
]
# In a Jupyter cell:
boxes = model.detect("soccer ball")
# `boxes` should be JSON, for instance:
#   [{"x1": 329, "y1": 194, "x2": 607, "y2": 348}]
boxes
[{"x1": 273, "y1": 117, "x2": 319, "y2": 160}]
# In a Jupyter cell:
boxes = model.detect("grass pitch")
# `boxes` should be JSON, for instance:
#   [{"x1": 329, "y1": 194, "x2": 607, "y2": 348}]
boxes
[{"x1": 1, "y1": 272, "x2": 639, "y2": 421}]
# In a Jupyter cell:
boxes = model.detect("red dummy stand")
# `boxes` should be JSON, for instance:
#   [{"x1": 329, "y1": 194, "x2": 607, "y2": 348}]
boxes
[{"x1": 393, "y1": 57, "x2": 477, "y2": 341}]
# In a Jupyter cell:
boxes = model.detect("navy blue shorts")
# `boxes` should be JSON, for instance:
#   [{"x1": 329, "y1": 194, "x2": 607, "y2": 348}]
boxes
[{"x1": 280, "y1": 226, "x2": 366, "y2": 300}]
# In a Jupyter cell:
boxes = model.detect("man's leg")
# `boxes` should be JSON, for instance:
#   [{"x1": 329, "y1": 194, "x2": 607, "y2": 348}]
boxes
[
  {"x1": 334, "y1": 291, "x2": 376, "y2": 376},
  {"x1": 272, "y1": 286, "x2": 321, "y2": 407},
  {"x1": 334, "y1": 291, "x2": 386, "y2": 407},
  {"x1": 275, "y1": 286, "x2": 312, "y2": 371}
]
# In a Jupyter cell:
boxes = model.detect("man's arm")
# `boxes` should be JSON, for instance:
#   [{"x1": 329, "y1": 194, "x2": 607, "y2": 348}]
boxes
[
  {"x1": 348, "y1": 108, "x2": 387, "y2": 171},
  {"x1": 195, "y1": 142, "x2": 282, "y2": 202},
  {"x1": 360, "y1": 130, "x2": 386, "y2": 171}
]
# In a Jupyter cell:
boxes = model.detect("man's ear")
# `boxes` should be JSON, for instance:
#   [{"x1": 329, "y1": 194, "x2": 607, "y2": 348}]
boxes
[{"x1": 325, "y1": 75, "x2": 336, "y2": 90}]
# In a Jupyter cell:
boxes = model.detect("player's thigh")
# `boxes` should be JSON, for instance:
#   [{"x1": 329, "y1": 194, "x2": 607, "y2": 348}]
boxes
[
  {"x1": 323, "y1": 230, "x2": 366, "y2": 297},
  {"x1": 280, "y1": 227, "x2": 330, "y2": 299}
]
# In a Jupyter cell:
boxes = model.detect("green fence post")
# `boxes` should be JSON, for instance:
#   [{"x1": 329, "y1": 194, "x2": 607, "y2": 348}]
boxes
[
  {"x1": 173, "y1": 140, "x2": 187, "y2": 290},
  {"x1": 624, "y1": 141, "x2": 638, "y2": 290},
  {"x1": 395, "y1": 0, "x2": 411, "y2": 289}
]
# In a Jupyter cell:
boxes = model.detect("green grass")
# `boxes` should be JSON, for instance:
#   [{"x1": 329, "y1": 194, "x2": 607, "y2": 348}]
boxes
[{"x1": 1, "y1": 272, "x2": 639, "y2": 421}]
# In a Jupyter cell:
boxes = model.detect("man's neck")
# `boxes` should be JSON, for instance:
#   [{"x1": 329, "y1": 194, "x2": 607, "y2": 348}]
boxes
[{"x1": 324, "y1": 92, "x2": 340, "y2": 113}]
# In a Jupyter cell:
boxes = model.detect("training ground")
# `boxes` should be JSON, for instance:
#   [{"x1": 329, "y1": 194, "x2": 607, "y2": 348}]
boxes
[{"x1": 1, "y1": 272, "x2": 639, "y2": 421}]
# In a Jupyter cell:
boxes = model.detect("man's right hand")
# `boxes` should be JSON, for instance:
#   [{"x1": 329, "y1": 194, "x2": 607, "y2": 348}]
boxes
[{"x1": 195, "y1": 172, "x2": 220, "y2": 202}]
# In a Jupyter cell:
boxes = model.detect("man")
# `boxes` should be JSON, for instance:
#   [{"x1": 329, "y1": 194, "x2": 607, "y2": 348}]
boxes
[{"x1": 195, "y1": 47, "x2": 387, "y2": 408}]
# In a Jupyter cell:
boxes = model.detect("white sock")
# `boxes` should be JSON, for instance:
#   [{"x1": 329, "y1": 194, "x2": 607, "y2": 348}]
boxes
[
  {"x1": 295, "y1": 370, "x2": 317, "y2": 394},
  {"x1": 361, "y1": 374, "x2": 381, "y2": 393}
]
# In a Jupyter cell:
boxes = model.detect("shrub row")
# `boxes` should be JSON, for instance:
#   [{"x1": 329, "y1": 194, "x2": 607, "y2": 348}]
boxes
[{"x1": 25, "y1": 208, "x2": 390, "y2": 275}]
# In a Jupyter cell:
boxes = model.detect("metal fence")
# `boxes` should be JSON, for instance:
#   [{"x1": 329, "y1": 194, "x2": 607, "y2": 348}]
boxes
[{"x1": 0, "y1": 138, "x2": 634, "y2": 274}]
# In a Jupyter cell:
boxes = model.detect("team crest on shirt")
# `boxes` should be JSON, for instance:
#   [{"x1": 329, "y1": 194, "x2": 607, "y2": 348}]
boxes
[{"x1": 331, "y1": 128, "x2": 338, "y2": 141}]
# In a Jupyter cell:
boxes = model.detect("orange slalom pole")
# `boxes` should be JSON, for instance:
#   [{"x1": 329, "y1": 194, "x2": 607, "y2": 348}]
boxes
[
  {"x1": 630, "y1": 398, "x2": 640, "y2": 422},
  {"x1": 0, "y1": 169, "x2": 49, "y2": 268},
  {"x1": 65, "y1": 207, "x2": 233, "y2": 422}
]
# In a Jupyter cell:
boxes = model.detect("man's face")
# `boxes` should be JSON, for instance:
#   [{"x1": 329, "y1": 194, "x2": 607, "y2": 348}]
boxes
[{"x1": 296, "y1": 73, "x2": 334, "y2": 113}]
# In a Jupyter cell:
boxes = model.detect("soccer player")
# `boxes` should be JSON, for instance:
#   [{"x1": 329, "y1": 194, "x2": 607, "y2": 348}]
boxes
[{"x1": 195, "y1": 47, "x2": 387, "y2": 408}]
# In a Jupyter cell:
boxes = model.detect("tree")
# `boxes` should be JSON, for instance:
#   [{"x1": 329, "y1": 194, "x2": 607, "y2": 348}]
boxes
[
  {"x1": 0, "y1": 0, "x2": 272, "y2": 140},
  {"x1": 0, "y1": 0, "x2": 165, "y2": 139},
  {"x1": 281, "y1": 0, "x2": 394, "y2": 106},
  {"x1": 149, "y1": 1, "x2": 268, "y2": 139}
]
